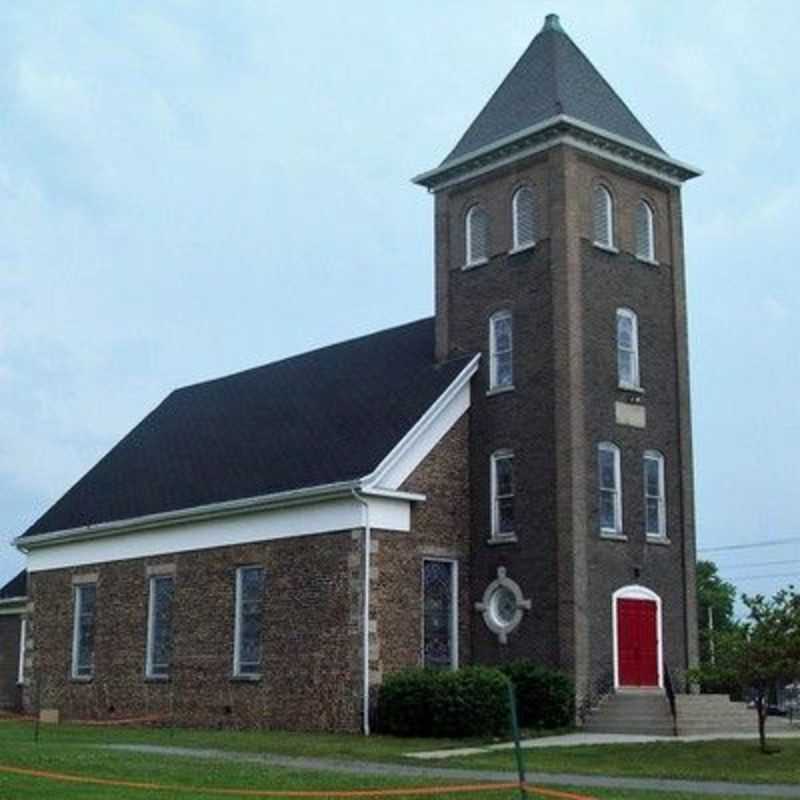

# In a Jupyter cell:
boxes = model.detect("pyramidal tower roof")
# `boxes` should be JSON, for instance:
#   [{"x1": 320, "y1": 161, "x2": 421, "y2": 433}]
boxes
[{"x1": 415, "y1": 14, "x2": 700, "y2": 190}]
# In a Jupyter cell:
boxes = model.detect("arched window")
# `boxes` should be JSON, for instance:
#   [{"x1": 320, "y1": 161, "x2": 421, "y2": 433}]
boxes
[
  {"x1": 465, "y1": 204, "x2": 489, "y2": 266},
  {"x1": 512, "y1": 186, "x2": 536, "y2": 251},
  {"x1": 592, "y1": 184, "x2": 614, "y2": 248},
  {"x1": 489, "y1": 310, "x2": 513, "y2": 390},
  {"x1": 598, "y1": 442, "x2": 622, "y2": 534},
  {"x1": 616, "y1": 308, "x2": 640, "y2": 389},
  {"x1": 643, "y1": 451, "x2": 667, "y2": 538},
  {"x1": 635, "y1": 200, "x2": 655, "y2": 262}
]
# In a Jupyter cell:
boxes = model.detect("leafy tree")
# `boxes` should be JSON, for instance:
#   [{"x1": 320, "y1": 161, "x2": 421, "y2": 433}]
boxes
[
  {"x1": 692, "y1": 587, "x2": 800, "y2": 753},
  {"x1": 697, "y1": 560, "x2": 738, "y2": 648}
]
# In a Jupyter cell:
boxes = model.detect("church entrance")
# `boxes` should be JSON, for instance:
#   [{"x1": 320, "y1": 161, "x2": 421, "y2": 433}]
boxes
[{"x1": 613, "y1": 587, "x2": 662, "y2": 689}]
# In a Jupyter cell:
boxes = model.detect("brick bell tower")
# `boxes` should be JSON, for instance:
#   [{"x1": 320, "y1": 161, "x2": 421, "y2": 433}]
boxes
[{"x1": 414, "y1": 14, "x2": 701, "y2": 710}]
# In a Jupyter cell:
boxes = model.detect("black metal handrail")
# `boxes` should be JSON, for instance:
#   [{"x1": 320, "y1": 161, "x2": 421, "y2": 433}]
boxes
[{"x1": 664, "y1": 661, "x2": 678, "y2": 736}]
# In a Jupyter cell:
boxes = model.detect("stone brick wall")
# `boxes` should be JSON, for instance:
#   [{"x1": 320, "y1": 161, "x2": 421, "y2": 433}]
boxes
[
  {"x1": 0, "y1": 614, "x2": 22, "y2": 710},
  {"x1": 372, "y1": 415, "x2": 472, "y2": 681},
  {"x1": 26, "y1": 532, "x2": 363, "y2": 731}
]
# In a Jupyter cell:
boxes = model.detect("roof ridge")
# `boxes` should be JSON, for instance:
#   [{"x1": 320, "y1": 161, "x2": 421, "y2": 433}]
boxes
[{"x1": 173, "y1": 316, "x2": 435, "y2": 394}]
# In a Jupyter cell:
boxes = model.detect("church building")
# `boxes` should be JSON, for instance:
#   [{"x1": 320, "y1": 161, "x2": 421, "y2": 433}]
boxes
[{"x1": 10, "y1": 14, "x2": 700, "y2": 732}]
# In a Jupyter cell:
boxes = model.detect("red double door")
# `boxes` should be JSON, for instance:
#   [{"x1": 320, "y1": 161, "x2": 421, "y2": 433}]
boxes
[{"x1": 617, "y1": 598, "x2": 659, "y2": 687}]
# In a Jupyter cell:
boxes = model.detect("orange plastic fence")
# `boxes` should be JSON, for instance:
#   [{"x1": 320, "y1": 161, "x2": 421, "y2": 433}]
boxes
[{"x1": 0, "y1": 765, "x2": 597, "y2": 800}]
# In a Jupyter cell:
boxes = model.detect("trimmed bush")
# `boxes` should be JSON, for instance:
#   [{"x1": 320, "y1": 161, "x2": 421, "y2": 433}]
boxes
[
  {"x1": 501, "y1": 662, "x2": 575, "y2": 730},
  {"x1": 376, "y1": 666, "x2": 510, "y2": 738}
]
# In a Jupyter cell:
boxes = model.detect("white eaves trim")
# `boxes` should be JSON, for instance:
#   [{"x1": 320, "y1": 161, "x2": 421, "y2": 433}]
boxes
[
  {"x1": 17, "y1": 354, "x2": 478, "y2": 572},
  {"x1": 413, "y1": 114, "x2": 702, "y2": 192},
  {"x1": 363, "y1": 354, "x2": 479, "y2": 490}
]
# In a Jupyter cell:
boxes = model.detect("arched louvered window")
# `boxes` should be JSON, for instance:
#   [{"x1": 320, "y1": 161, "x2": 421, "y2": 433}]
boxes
[
  {"x1": 616, "y1": 308, "x2": 640, "y2": 389},
  {"x1": 512, "y1": 186, "x2": 536, "y2": 251},
  {"x1": 465, "y1": 205, "x2": 489, "y2": 266},
  {"x1": 635, "y1": 200, "x2": 656, "y2": 262},
  {"x1": 592, "y1": 185, "x2": 614, "y2": 248}
]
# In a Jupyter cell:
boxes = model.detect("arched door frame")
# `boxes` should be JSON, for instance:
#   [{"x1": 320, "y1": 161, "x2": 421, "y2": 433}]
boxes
[{"x1": 612, "y1": 584, "x2": 663, "y2": 690}]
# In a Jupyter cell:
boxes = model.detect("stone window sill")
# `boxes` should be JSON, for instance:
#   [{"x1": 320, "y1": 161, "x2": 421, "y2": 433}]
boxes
[
  {"x1": 486, "y1": 534, "x2": 518, "y2": 546},
  {"x1": 144, "y1": 675, "x2": 170, "y2": 683},
  {"x1": 509, "y1": 242, "x2": 536, "y2": 256},
  {"x1": 231, "y1": 674, "x2": 262, "y2": 683},
  {"x1": 593, "y1": 242, "x2": 619, "y2": 255},
  {"x1": 486, "y1": 384, "x2": 515, "y2": 397},
  {"x1": 70, "y1": 676, "x2": 94, "y2": 684},
  {"x1": 635, "y1": 255, "x2": 660, "y2": 267},
  {"x1": 599, "y1": 531, "x2": 627, "y2": 542},
  {"x1": 462, "y1": 258, "x2": 489, "y2": 271},
  {"x1": 618, "y1": 383, "x2": 645, "y2": 395},
  {"x1": 646, "y1": 536, "x2": 671, "y2": 547}
]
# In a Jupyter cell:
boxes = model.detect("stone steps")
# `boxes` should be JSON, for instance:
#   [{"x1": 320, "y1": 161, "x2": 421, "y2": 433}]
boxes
[{"x1": 584, "y1": 691, "x2": 675, "y2": 736}]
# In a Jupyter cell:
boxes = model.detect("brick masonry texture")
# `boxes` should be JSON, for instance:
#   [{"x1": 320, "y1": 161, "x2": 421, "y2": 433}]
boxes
[
  {"x1": 0, "y1": 614, "x2": 22, "y2": 710},
  {"x1": 433, "y1": 143, "x2": 698, "y2": 710},
  {"x1": 26, "y1": 532, "x2": 364, "y2": 731},
  {"x1": 374, "y1": 415, "x2": 472, "y2": 679}
]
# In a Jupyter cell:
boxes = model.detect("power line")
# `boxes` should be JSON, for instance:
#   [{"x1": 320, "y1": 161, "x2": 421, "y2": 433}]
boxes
[
  {"x1": 698, "y1": 537, "x2": 800, "y2": 554},
  {"x1": 725, "y1": 573, "x2": 798, "y2": 583},
  {"x1": 715, "y1": 559, "x2": 800, "y2": 572}
]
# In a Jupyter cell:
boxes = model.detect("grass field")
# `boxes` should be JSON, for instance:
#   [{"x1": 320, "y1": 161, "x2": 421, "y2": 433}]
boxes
[{"x1": 0, "y1": 720, "x2": 797, "y2": 800}]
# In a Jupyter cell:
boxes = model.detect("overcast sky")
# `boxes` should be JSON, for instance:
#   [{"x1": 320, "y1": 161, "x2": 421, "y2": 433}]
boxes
[{"x1": 0, "y1": 1, "x2": 798, "y2": 613}]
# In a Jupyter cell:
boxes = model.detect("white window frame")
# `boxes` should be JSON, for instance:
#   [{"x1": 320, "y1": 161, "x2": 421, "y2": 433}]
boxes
[
  {"x1": 233, "y1": 565, "x2": 265, "y2": 678},
  {"x1": 17, "y1": 618, "x2": 26, "y2": 685},
  {"x1": 511, "y1": 185, "x2": 536, "y2": 252},
  {"x1": 616, "y1": 307, "x2": 641, "y2": 390},
  {"x1": 635, "y1": 200, "x2": 656, "y2": 263},
  {"x1": 489, "y1": 310, "x2": 514, "y2": 391},
  {"x1": 465, "y1": 204, "x2": 489, "y2": 267},
  {"x1": 490, "y1": 449, "x2": 515, "y2": 540},
  {"x1": 612, "y1": 585, "x2": 664, "y2": 690},
  {"x1": 593, "y1": 184, "x2": 615, "y2": 249},
  {"x1": 598, "y1": 442, "x2": 623, "y2": 535},
  {"x1": 644, "y1": 450, "x2": 667, "y2": 539},
  {"x1": 71, "y1": 583, "x2": 96, "y2": 680},
  {"x1": 145, "y1": 575, "x2": 174, "y2": 679},
  {"x1": 421, "y1": 558, "x2": 459, "y2": 670}
]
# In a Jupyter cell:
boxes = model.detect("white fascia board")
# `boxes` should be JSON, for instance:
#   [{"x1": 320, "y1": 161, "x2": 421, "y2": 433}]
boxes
[
  {"x1": 413, "y1": 115, "x2": 701, "y2": 192},
  {"x1": 0, "y1": 598, "x2": 26, "y2": 615},
  {"x1": 363, "y1": 354, "x2": 479, "y2": 491},
  {"x1": 25, "y1": 492, "x2": 413, "y2": 573}
]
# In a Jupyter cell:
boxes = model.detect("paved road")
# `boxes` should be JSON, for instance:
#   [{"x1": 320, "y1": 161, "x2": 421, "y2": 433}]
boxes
[{"x1": 106, "y1": 743, "x2": 800, "y2": 798}]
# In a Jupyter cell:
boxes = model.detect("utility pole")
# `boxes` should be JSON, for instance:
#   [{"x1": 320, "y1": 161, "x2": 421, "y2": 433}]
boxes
[{"x1": 709, "y1": 606, "x2": 715, "y2": 667}]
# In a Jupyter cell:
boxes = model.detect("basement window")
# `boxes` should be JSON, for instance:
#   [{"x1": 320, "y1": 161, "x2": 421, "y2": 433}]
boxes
[
  {"x1": 71, "y1": 583, "x2": 97, "y2": 680},
  {"x1": 234, "y1": 566, "x2": 266, "y2": 678}
]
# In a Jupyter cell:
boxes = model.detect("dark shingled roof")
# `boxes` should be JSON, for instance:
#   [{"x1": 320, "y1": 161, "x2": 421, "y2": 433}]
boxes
[
  {"x1": 443, "y1": 14, "x2": 663, "y2": 165},
  {"x1": 0, "y1": 570, "x2": 26, "y2": 600},
  {"x1": 22, "y1": 318, "x2": 472, "y2": 538}
]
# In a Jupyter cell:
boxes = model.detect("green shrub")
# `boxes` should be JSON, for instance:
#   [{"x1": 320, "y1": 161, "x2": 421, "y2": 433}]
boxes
[
  {"x1": 501, "y1": 661, "x2": 575, "y2": 730},
  {"x1": 376, "y1": 666, "x2": 510, "y2": 738}
]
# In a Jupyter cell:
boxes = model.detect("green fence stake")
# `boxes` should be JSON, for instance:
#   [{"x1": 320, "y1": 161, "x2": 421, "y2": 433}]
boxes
[{"x1": 507, "y1": 681, "x2": 527, "y2": 800}]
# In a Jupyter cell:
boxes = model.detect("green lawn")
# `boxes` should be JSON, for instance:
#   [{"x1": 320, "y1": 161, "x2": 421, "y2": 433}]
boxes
[{"x1": 0, "y1": 720, "x2": 797, "y2": 800}]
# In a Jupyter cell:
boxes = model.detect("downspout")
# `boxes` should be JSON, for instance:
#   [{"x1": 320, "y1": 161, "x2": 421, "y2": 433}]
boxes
[{"x1": 351, "y1": 488, "x2": 371, "y2": 735}]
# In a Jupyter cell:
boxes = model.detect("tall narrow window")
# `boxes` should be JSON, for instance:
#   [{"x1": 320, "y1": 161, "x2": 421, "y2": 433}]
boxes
[
  {"x1": 635, "y1": 200, "x2": 655, "y2": 262},
  {"x1": 616, "y1": 308, "x2": 640, "y2": 389},
  {"x1": 422, "y1": 559, "x2": 457, "y2": 670},
  {"x1": 465, "y1": 204, "x2": 489, "y2": 266},
  {"x1": 146, "y1": 575, "x2": 175, "y2": 679},
  {"x1": 234, "y1": 566, "x2": 265, "y2": 677},
  {"x1": 592, "y1": 185, "x2": 614, "y2": 248},
  {"x1": 72, "y1": 583, "x2": 97, "y2": 679},
  {"x1": 598, "y1": 442, "x2": 622, "y2": 534},
  {"x1": 17, "y1": 618, "x2": 26, "y2": 685},
  {"x1": 512, "y1": 186, "x2": 536, "y2": 250},
  {"x1": 644, "y1": 451, "x2": 667, "y2": 538},
  {"x1": 489, "y1": 311, "x2": 513, "y2": 389},
  {"x1": 491, "y1": 450, "x2": 515, "y2": 538}
]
